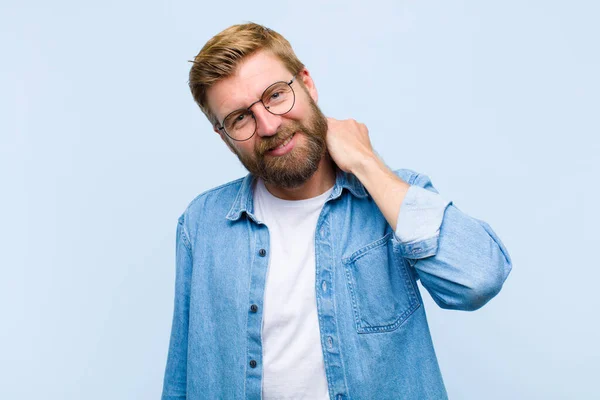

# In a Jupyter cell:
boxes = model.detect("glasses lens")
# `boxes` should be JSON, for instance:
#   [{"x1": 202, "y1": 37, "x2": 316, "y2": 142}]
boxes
[
  {"x1": 223, "y1": 110, "x2": 256, "y2": 141},
  {"x1": 262, "y1": 82, "x2": 294, "y2": 115}
]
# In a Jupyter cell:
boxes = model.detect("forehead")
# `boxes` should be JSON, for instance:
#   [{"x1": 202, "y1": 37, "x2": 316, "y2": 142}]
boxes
[{"x1": 207, "y1": 50, "x2": 292, "y2": 120}]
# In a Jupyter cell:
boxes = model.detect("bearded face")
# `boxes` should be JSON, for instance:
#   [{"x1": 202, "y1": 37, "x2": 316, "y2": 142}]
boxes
[
  {"x1": 207, "y1": 51, "x2": 330, "y2": 188},
  {"x1": 231, "y1": 97, "x2": 328, "y2": 189}
]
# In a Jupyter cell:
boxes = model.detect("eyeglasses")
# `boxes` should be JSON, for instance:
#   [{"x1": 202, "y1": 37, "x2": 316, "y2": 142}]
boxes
[{"x1": 217, "y1": 76, "x2": 297, "y2": 141}]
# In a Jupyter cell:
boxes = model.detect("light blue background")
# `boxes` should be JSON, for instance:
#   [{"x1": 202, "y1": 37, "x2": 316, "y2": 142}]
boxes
[{"x1": 2, "y1": 1, "x2": 599, "y2": 398}]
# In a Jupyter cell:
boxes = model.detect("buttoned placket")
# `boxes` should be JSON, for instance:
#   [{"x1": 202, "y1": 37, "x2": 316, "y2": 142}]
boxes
[
  {"x1": 314, "y1": 200, "x2": 350, "y2": 400},
  {"x1": 238, "y1": 173, "x2": 355, "y2": 399},
  {"x1": 245, "y1": 221, "x2": 271, "y2": 399}
]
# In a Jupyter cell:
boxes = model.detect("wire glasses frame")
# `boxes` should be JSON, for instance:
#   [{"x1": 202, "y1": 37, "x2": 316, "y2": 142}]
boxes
[{"x1": 217, "y1": 76, "x2": 297, "y2": 141}]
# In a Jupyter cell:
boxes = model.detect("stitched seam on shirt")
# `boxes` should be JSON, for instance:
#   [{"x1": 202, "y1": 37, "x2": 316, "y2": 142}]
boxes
[
  {"x1": 397, "y1": 249, "x2": 420, "y2": 307},
  {"x1": 244, "y1": 218, "x2": 258, "y2": 398},
  {"x1": 315, "y1": 205, "x2": 339, "y2": 399},
  {"x1": 185, "y1": 176, "x2": 245, "y2": 211},
  {"x1": 344, "y1": 234, "x2": 422, "y2": 334},
  {"x1": 407, "y1": 171, "x2": 420, "y2": 186},
  {"x1": 328, "y1": 208, "x2": 351, "y2": 399},
  {"x1": 341, "y1": 233, "x2": 393, "y2": 264},
  {"x1": 178, "y1": 215, "x2": 192, "y2": 252},
  {"x1": 357, "y1": 301, "x2": 420, "y2": 334},
  {"x1": 344, "y1": 267, "x2": 363, "y2": 332}
]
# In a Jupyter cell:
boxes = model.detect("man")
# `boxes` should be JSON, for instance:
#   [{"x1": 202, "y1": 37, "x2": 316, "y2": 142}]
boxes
[{"x1": 162, "y1": 23, "x2": 512, "y2": 400}]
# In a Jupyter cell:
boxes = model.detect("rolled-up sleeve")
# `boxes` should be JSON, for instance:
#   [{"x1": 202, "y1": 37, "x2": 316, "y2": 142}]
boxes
[
  {"x1": 394, "y1": 184, "x2": 451, "y2": 245},
  {"x1": 394, "y1": 171, "x2": 512, "y2": 311}
]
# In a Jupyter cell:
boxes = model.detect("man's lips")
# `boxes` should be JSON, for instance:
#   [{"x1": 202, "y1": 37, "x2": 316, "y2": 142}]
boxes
[
  {"x1": 267, "y1": 132, "x2": 296, "y2": 151},
  {"x1": 267, "y1": 133, "x2": 295, "y2": 151},
  {"x1": 266, "y1": 132, "x2": 297, "y2": 156}
]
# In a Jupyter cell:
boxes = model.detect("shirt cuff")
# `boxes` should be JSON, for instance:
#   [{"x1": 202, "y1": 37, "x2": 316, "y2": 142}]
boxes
[{"x1": 394, "y1": 185, "x2": 451, "y2": 245}]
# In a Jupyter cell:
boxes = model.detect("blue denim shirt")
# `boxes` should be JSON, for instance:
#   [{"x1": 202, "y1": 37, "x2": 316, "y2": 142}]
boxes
[{"x1": 162, "y1": 168, "x2": 512, "y2": 400}]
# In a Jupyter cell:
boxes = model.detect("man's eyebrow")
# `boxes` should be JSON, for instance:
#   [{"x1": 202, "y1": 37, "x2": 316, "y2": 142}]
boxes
[
  {"x1": 218, "y1": 103, "x2": 245, "y2": 124},
  {"x1": 215, "y1": 98, "x2": 242, "y2": 123}
]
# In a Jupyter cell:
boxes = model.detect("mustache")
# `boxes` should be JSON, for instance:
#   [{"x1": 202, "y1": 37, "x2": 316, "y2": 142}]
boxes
[{"x1": 256, "y1": 124, "x2": 301, "y2": 155}]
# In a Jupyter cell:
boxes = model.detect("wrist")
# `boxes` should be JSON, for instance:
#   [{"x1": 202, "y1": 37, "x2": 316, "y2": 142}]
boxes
[{"x1": 351, "y1": 152, "x2": 385, "y2": 177}]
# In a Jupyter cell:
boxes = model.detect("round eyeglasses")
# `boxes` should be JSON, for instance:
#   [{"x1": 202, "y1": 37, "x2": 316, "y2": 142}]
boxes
[{"x1": 217, "y1": 76, "x2": 297, "y2": 141}]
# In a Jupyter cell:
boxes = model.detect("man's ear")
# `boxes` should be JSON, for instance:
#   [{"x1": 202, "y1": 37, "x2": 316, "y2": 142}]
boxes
[
  {"x1": 298, "y1": 67, "x2": 318, "y2": 103},
  {"x1": 214, "y1": 125, "x2": 236, "y2": 154}
]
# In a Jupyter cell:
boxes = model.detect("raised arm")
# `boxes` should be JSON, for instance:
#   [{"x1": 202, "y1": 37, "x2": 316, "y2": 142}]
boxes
[
  {"x1": 325, "y1": 117, "x2": 512, "y2": 311},
  {"x1": 355, "y1": 157, "x2": 512, "y2": 310}
]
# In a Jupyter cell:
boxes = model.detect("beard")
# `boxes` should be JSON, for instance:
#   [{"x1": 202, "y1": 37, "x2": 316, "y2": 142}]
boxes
[{"x1": 233, "y1": 98, "x2": 328, "y2": 189}]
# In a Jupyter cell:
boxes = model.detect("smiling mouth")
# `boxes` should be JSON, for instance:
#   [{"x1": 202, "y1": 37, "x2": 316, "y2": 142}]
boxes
[{"x1": 268, "y1": 133, "x2": 295, "y2": 151}]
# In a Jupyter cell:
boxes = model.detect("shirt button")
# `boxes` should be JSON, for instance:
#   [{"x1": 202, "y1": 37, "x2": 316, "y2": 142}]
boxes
[
  {"x1": 322, "y1": 281, "x2": 327, "y2": 292},
  {"x1": 249, "y1": 360, "x2": 257, "y2": 368},
  {"x1": 250, "y1": 304, "x2": 258, "y2": 313},
  {"x1": 258, "y1": 249, "x2": 267, "y2": 257}
]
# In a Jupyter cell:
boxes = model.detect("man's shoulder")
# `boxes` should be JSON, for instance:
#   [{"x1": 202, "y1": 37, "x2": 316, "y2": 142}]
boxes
[{"x1": 181, "y1": 175, "x2": 247, "y2": 221}]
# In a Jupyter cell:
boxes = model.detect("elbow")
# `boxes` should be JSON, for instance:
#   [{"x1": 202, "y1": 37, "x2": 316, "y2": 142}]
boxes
[
  {"x1": 438, "y1": 259, "x2": 512, "y2": 312},
  {"x1": 453, "y1": 234, "x2": 513, "y2": 311},
  {"x1": 453, "y1": 276, "x2": 504, "y2": 311}
]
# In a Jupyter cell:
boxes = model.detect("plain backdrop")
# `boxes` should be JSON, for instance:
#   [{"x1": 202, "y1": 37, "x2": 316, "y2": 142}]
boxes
[{"x1": 2, "y1": 1, "x2": 599, "y2": 399}]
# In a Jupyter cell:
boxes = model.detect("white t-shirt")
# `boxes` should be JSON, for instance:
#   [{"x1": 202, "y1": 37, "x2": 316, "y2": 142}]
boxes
[{"x1": 253, "y1": 178, "x2": 334, "y2": 400}]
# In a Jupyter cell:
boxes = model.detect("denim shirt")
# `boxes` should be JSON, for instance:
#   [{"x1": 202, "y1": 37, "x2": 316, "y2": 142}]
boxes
[{"x1": 162, "y1": 168, "x2": 512, "y2": 400}]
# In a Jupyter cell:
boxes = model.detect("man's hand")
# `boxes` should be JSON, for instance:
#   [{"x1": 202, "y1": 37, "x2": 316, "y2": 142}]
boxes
[
  {"x1": 326, "y1": 117, "x2": 410, "y2": 231},
  {"x1": 325, "y1": 117, "x2": 376, "y2": 173}
]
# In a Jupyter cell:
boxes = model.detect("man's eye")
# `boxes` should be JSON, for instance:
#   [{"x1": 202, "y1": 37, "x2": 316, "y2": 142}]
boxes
[
  {"x1": 270, "y1": 91, "x2": 282, "y2": 100},
  {"x1": 229, "y1": 112, "x2": 251, "y2": 130}
]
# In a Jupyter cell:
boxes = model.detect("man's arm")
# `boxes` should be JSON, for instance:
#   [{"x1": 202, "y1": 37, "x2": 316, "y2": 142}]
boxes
[
  {"x1": 351, "y1": 156, "x2": 409, "y2": 232},
  {"x1": 354, "y1": 157, "x2": 512, "y2": 310},
  {"x1": 161, "y1": 215, "x2": 193, "y2": 400},
  {"x1": 326, "y1": 118, "x2": 512, "y2": 310}
]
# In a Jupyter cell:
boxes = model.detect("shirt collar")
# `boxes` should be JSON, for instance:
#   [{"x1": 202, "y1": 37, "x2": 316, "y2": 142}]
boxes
[{"x1": 225, "y1": 167, "x2": 369, "y2": 222}]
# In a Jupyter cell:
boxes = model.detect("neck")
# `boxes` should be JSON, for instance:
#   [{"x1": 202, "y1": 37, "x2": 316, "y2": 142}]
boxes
[{"x1": 263, "y1": 154, "x2": 336, "y2": 200}]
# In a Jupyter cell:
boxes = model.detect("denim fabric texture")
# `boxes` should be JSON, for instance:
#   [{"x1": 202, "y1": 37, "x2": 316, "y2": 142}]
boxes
[{"x1": 162, "y1": 168, "x2": 512, "y2": 400}]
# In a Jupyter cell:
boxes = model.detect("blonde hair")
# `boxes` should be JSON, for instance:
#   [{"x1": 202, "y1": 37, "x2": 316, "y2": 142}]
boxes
[{"x1": 189, "y1": 23, "x2": 305, "y2": 126}]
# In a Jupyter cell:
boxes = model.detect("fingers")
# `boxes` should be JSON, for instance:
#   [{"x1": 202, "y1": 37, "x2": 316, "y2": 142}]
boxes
[{"x1": 326, "y1": 118, "x2": 368, "y2": 135}]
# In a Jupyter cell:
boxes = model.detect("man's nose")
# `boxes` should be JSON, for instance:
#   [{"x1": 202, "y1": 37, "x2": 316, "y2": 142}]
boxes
[{"x1": 251, "y1": 102, "x2": 281, "y2": 138}]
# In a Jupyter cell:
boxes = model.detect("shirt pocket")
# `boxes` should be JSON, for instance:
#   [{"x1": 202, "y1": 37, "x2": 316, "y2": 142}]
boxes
[{"x1": 342, "y1": 233, "x2": 420, "y2": 334}]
